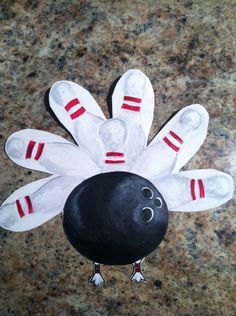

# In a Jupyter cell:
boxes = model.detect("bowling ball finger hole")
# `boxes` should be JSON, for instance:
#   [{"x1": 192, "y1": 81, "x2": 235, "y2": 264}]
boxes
[
  {"x1": 141, "y1": 207, "x2": 154, "y2": 223},
  {"x1": 155, "y1": 197, "x2": 163, "y2": 208},
  {"x1": 142, "y1": 187, "x2": 153, "y2": 199}
]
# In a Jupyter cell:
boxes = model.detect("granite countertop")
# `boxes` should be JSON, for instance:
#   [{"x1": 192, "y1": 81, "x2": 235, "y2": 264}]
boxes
[{"x1": 0, "y1": 1, "x2": 235, "y2": 315}]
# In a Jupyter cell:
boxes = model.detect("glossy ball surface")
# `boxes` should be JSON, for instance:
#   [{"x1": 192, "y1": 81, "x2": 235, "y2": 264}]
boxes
[{"x1": 63, "y1": 172, "x2": 168, "y2": 265}]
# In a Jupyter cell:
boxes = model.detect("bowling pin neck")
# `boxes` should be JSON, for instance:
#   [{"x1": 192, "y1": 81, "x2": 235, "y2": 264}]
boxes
[
  {"x1": 73, "y1": 111, "x2": 104, "y2": 125},
  {"x1": 103, "y1": 143, "x2": 125, "y2": 152},
  {"x1": 101, "y1": 164, "x2": 127, "y2": 173},
  {"x1": 172, "y1": 122, "x2": 193, "y2": 138}
]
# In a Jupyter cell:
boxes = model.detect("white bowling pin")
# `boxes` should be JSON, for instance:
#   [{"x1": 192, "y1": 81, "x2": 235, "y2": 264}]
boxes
[
  {"x1": 123, "y1": 72, "x2": 146, "y2": 110},
  {"x1": 148, "y1": 104, "x2": 209, "y2": 174},
  {"x1": 50, "y1": 81, "x2": 105, "y2": 166},
  {"x1": 132, "y1": 108, "x2": 202, "y2": 178},
  {"x1": 99, "y1": 119, "x2": 127, "y2": 172},
  {"x1": 6, "y1": 137, "x2": 99, "y2": 177},
  {"x1": 151, "y1": 170, "x2": 234, "y2": 212},
  {"x1": 0, "y1": 176, "x2": 81, "y2": 230},
  {"x1": 124, "y1": 122, "x2": 146, "y2": 169},
  {"x1": 112, "y1": 69, "x2": 154, "y2": 140}
]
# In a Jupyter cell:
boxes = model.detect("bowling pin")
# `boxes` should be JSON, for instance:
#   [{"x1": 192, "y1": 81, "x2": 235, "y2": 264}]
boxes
[
  {"x1": 49, "y1": 81, "x2": 105, "y2": 166},
  {"x1": 99, "y1": 118, "x2": 146, "y2": 172},
  {"x1": 150, "y1": 169, "x2": 234, "y2": 212},
  {"x1": 0, "y1": 175, "x2": 82, "y2": 232},
  {"x1": 112, "y1": 69, "x2": 155, "y2": 141},
  {"x1": 124, "y1": 122, "x2": 146, "y2": 168},
  {"x1": 5, "y1": 129, "x2": 100, "y2": 177},
  {"x1": 99, "y1": 119, "x2": 128, "y2": 172},
  {"x1": 132, "y1": 104, "x2": 208, "y2": 178}
]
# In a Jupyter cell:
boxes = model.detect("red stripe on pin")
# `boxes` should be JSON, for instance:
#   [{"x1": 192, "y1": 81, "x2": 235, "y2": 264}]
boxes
[
  {"x1": 25, "y1": 195, "x2": 33, "y2": 214},
  {"x1": 123, "y1": 96, "x2": 142, "y2": 103},
  {"x1": 198, "y1": 179, "x2": 205, "y2": 198},
  {"x1": 25, "y1": 140, "x2": 36, "y2": 159},
  {"x1": 94, "y1": 264, "x2": 100, "y2": 273},
  {"x1": 121, "y1": 103, "x2": 141, "y2": 112},
  {"x1": 134, "y1": 263, "x2": 141, "y2": 273},
  {"x1": 16, "y1": 200, "x2": 25, "y2": 217},
  {"x1": 106, "y1": 152, "x2": 124, "y2": 157},
  {"x1": 190, "y1": 179, "x2": 196, "y2": 200},
  {"x1": 169, "y1": 130, "x2": 183, "y2": 144},
  {"x1": 70, "y1": 106, "x2": 86, "y2": 119},
  {"x1": 34, "y1": 143, "x2": 45, "y2": 161},
  {"x1": 65, "y1": 98, "x2": 80, "y2": 111},
  {"x1": 105, "y1": 160, "x2": 125, "y2": 164},
  {"x1": 163, "y1": 137, "x2": 180, "y2": 152}
]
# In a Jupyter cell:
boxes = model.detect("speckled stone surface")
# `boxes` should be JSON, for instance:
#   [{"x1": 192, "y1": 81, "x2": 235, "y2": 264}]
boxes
[{"x1": 0, "y1": 1, "x2": 235, "y2": 315}]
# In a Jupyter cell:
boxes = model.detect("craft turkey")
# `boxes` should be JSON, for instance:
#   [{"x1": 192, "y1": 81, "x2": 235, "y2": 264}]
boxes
[{"x1": 0, "y1": 69, "x2": 234, "y2": 286}]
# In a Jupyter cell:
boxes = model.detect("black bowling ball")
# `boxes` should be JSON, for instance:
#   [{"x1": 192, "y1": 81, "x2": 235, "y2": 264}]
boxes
[{"x1": 63, "y1": 172, "x2": 168, "y2": 265}]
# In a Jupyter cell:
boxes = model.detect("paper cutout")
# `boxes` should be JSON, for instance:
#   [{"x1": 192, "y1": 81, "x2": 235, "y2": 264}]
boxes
[
  {"x1": 151, "y1": 169, "x2": 234, "y2": 212},
  {"x1": 0, "y1": 176, "x2": 82, "y2": 231},
  {"x1": 89, "y1": 263, "x2": 105, "y2": 286},
  {"x1": 130, "y1": 259, "x2": 146, "y2": 283},
  {"x1": 49, "y1": 80, "x2": 105, "y2": 166},
  {"x1": 112, "y1": 69, "x2": 155, "y2": 141},
  {"x1": 6, "y1": 129, "x2": 100, "y2": 176},
  {"x1": 132, "y1": 104, "x2": 209, "y2": 178},
  {"x1": 148, "y1": 104, "x2": 209, "y2": 173},
  {"x1": 63, "y1": 172, "x2": 168, "y2": 265},
  {"x1": 0, "y1": 69, "x2": 234, "y2": 285}
]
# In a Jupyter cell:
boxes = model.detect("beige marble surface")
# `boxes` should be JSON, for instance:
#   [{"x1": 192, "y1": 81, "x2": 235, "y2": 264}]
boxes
[{"x1": 0, "y1": 0, "x2": 235, "y2": 315}]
